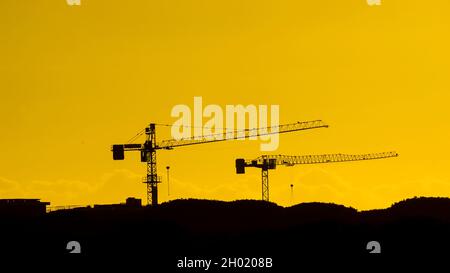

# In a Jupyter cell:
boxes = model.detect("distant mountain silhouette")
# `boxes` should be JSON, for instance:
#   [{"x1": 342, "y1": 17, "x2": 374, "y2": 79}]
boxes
[{"x1": 1, "y1": 197, "x2": 449, "y2": 269}]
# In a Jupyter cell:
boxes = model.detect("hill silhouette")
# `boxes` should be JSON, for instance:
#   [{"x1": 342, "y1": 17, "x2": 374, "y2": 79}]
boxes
[{"x1": 1, "y1": 197, "x2": 450, "y2": 269}]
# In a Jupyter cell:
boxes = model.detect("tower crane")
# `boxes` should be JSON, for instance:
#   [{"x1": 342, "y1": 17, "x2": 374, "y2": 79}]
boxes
[
  {"x1": 111, "y1": 120, "x2": 329, "y2": 205},
  {"x1": 235, "y1": 151, "x2": 399, "y2": 202}
]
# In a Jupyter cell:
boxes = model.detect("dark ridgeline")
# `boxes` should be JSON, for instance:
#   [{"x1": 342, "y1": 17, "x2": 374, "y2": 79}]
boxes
[{"x1": 1, "y1": 197, "x2": 450, "y2": 269}]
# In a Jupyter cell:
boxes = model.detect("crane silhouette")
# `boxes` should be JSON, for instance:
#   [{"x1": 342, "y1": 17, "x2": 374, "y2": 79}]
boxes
[
  {"x1": 112, "y1": 120, "x2": 329, "y2": 205},
  {"x1": 236, "y1": 152, "x2": 399, "y2": 201}
]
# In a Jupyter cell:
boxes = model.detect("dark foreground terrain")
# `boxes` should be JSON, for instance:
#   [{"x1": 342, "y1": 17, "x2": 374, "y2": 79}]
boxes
[{"x1": 1, "y1": 197, "x2": 450, "y2": 270}]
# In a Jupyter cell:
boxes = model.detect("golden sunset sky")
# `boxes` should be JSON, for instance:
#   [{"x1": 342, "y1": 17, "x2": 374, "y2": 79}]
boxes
[{"x1": 1, "y1": 0, "x2": 449, "y2": 210}]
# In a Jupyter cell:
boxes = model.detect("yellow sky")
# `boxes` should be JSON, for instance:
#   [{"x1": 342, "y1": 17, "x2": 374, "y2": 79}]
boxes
[{"x1": 1, "y1": 0, "x2": 449, "y2": 210}]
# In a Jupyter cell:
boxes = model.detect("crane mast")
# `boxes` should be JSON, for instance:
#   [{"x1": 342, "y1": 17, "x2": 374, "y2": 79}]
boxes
[
  {"x1": 236, "y1": 152, "x2": 399, "y2": 202},
  {"x1": 144, "y1": 124, "x2": 159, "y2": 206}
]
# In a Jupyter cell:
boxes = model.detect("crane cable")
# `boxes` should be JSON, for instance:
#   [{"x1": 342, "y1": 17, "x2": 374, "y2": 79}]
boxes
[
  {"x1": 155, "y1": 123, "x2": 260, "y2": 132},
  {"x1": 127, "y1": 123, "x2": 267, "y2": 143},
  {"x1": 126, "y1": 128, "x2": 145, "y2": 143}
]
